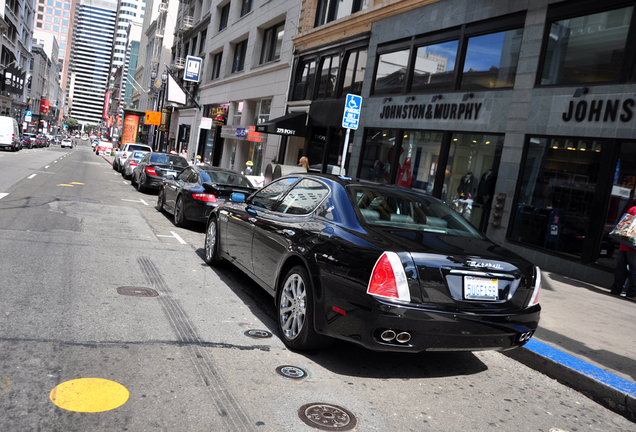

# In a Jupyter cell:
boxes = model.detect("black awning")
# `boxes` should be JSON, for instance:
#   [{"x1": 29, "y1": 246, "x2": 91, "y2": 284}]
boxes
[{"x1": 255, "y1": 112, "x2": 307, "y2": 137}]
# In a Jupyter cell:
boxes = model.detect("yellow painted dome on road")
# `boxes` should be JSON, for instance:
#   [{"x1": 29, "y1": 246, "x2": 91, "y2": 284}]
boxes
[{"x1": 50, "y1": 378, "x2": 129, "y2": 412}]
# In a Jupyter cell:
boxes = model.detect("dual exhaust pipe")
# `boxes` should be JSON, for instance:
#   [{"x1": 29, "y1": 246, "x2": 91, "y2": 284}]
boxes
[{"x1": 380, "y1": 329, "x2": 411, "y2": 344}]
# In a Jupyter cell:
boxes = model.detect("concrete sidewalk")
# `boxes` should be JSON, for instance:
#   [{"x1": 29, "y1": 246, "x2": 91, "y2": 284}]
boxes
[{"x1": 505, "y1": 271, "x2": 636, "y2": 422}]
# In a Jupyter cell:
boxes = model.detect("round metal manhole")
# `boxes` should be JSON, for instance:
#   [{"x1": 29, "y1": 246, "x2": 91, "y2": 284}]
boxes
[
  {"x1": 298, "y1": 403, "x2": 357, "y2": 431},
  {"x1": 116, "y1": 286, "x2": 159, "y2": 297},
  {"x1": 275, "y1": 365, "x2": 307, "y2": 380},
  {"x1": 243, "y1": 329, "x2": 273, "y2": 339}
]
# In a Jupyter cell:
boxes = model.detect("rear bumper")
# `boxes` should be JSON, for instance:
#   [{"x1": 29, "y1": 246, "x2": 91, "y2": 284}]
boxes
[
  {"x1": 142, "y1": 176, "x2": 163, "y2": 189},
  {"x1": 318, "y1": 297, "x2": 541, "y2": 353}
]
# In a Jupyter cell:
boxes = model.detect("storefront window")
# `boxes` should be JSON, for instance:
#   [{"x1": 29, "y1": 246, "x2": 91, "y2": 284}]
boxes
[
  {"x1": 342, "y1": 49, "x2": 367, "y2": 96},
  {"x1": 442, "y1": 134, "x2": 503, "y2": 230},
  {"x1": 359, "y1": 129, "x2": 397, "y2": 183},
  {"x1": 395, "y1": 131, "x2": 442, "y2": 194},
  {"x1": 317, "y1": 54, "x2": 340, "y2": 99},
  {"x1": 597, "y1": 142, "x2": 636, "y2": 269},
  {"x1": 292, "y1": 59, "x2": 316, "y2": 100},
  {"x1": 411, "y1": 40, "x2": 458, "y2": 92},
  {"x1": 373, "y1": 49, "x2": 410, "y2": 95},
  {"x1": 510, "y1": 137, "x2": 604, "y2": 257},
  {"x1": 461, "y1": 28, "x2": 523, "y2": 90},
  {"x1": 540, "y1": 6, "x2": 634, "y2": 85}
]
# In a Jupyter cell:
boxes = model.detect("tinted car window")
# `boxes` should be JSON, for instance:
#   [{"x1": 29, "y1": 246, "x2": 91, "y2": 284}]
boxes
[
  {"x1": 250, "y1": 177, "x2": 298, "y2": 210},
  {"x1": 149, "y1": 153, "x2": 188, "y2": 168},
  {"x1": 204, "y1": 170, "x2": 253, "y2": 187},
  {"x1": 128, "y1": 144, "x2": 150, "y2": 151},
  {"x1": 276, "y1": 179, "x2": 330, "y2": 215},
  {"x1": 177, "y1": 168, "x2": 192, "y2": 181},
  {"x1": 350, "y1": 186, "x2": 483, "y2": 239}
]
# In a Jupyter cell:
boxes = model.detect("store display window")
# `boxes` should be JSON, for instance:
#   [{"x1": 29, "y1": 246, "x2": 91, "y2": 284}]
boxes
[{"x1": 510, "y1": 137, "x2": 605, "y2": 257}]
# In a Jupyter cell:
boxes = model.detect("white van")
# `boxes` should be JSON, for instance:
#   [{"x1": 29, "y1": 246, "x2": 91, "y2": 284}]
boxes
[{"x1": 0, "y1": 116, "x2": 21, "y2": 152}]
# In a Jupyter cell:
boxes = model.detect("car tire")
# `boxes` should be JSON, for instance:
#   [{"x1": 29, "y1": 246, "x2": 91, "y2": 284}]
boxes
[
  {"x1": 156, "y1": 188, "x2": 165, "y2": 211},
  {"x1": 277, "y1": 265, "x2": 332, "y2": 351},
  {"x1": 113, "y1": 160, "x2": 119, "y2": 171},
  {"x1": 174, "y1": 196, "x2": 188, "y2": 227},
  {"x1": 136, "y1": 176, "x2": 145, "y2": 193},
  {"x1": 204, "y1": 217, "x2": 223, "y2": 266}
]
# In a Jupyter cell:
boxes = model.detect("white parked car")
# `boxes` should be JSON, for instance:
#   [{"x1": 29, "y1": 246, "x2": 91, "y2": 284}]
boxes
[
  {"x1": 113, "y1": 142, "x2": 153, "y2": 172},
  {"x1": 61, "y1": 139, "x2": 73, "y2": 149}
]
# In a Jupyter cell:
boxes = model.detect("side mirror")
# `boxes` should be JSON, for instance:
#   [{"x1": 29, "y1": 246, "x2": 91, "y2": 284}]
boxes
[{"x1": 231, "y1": 192, "x2": 246, "y2": 203}]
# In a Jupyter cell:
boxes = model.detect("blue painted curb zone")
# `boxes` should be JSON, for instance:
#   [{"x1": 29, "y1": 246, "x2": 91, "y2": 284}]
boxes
[{"x1": 524, "y1": 339, "x2": 636, "y2": 397}]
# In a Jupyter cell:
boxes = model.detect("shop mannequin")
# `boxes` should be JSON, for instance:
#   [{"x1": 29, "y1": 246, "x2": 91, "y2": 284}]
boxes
[{"x1": 457, "y1": 172, "x2": 477, "y2": 198}]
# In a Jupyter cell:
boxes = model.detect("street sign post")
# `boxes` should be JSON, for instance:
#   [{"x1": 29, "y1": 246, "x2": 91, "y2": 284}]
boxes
[
  {"x1": 340, "y1": 94, "x2": 362, "y2": 174},
  {"x1": 25, "y1": 110, "x2": 32, "y2": 122}
]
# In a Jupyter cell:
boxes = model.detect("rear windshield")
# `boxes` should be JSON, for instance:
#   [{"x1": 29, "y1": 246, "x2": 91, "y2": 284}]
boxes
[
  {"x1": 128, "y1": 144, "x2": 150, "y2": 151},
  {"x1": 349, "y1": 186, "x2": 483, "y2": 239},
  {"x1": 149, "y1": 153, "x2": 188, "y2": 168},
  {"x1": 203, "y1": 170, "x2": 253, "y2": 187}
]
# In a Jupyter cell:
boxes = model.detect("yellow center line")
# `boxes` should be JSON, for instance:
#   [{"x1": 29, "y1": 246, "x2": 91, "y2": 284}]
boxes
[{"x1": 57, "y1": 184, "x2": 74, "y2": 187}]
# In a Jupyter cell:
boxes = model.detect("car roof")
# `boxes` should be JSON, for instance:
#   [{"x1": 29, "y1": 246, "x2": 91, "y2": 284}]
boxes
[{"x1": 194, "y1": 164, "x2": 244, "y2": 175}]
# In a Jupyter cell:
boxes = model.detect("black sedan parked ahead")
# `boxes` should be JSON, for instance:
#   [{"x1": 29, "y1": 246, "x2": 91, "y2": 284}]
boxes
[
  {"x1": 132, "y1": 153, "x2": 189, "y2": 192},
  {"x1": 204, "y1": 174, "x2": 541, "y2": 353},
  {"x1": 157, "y1": 164, "x2": 256, "y2": 227}
]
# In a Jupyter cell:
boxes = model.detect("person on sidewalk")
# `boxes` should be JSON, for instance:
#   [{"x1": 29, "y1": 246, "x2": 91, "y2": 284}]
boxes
[{"x1": 611, "y1": 205, "x2": 636, "y2": 300}]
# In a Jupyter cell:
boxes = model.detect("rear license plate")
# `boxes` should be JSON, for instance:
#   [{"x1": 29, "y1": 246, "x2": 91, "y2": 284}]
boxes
[
  {"x1": 166, "y1": 170, "x2": 176, "y2": 177},
  {"x1": 464, "y1": 276, "x2": 498, "y2": 301}
]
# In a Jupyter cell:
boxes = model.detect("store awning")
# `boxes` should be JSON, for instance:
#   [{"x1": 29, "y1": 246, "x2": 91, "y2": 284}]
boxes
[{"x1": 255, "y1": 112, "x2": 307, "y2": 137}]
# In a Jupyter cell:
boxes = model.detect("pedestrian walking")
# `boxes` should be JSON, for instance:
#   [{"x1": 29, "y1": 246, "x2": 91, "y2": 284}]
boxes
[{"x1": 611, "y1": 205, "x2": 636, "y2": 300}]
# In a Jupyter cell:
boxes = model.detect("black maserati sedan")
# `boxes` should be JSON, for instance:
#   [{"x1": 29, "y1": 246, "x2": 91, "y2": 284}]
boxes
[
  {"x1": 203, "y1": 174, "x2": 541, "y2": 353},
  {"x1": 157, "y1": 164, "x2": 256, "y2": 227}
]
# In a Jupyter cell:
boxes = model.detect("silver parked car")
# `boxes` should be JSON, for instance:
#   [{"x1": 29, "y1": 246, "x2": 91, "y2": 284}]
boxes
[{"x1": 121, "y1": 150, "x2": 149, "y2": 179}]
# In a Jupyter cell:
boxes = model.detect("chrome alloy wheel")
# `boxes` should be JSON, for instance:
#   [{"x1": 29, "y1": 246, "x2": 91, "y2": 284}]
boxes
[
  {"x1": 279, "y1": 273, "x2": 307, "y2": 341},
  {"x1": 205, "y1": 221, "x2": 216, "y2": 262}
]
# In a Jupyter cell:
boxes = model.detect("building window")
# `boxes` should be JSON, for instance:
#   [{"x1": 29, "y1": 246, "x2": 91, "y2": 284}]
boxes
[
  {"x1": 233, "y1": 101, "x2": 243, "y2": 125},
  {"x1": 219, "y1": 3, "x2": 230, "y2": 31},
  {"x1": 316, "y1": 54, "x2": 340, "y2": 99},
  {"x1": 211, "y1": 51, "x2": 222, "y2": 79},
  {"x1": 373, "y1": 49, "x2": 409, "y2": 95},
  {"x1": 412, "y1": 40, "x2": 458, "y2": 93},
  {"x1": 315, "y1": 0, "x2": 370, "y2": 27},
  {"x1": 255, "y1": 99, "x2": 271, "y2": 124},
  {"x1": 36, "y1": 22, "x2": 42, "y2": 28},
  {"x1": 45, "y1": 24, "x2": 51, "y2": 30},
  {"x1": 341, "y1": 48, "x2": 367, "y2": 96},
  {"x1": 38, "y1": 6, "x2": 43, "y2": 11},
  {"x1": 191, "y1": 37, "x2": 197, "y2": 55},
  {"x1": 54, "y1": 17, "x2": 60, "y2": 23},
  {"x1": 232, "y1": 40, "x2": 248, "y2": 73},
  {"x1": 511, "y1": 136, "x2": 606, "y2": 258},
  {"x1": 461, "y1": 29, "x2": 523, "y2": 90},
  {"x1": 260, "y1": 22, "x2": 284, "y2": 64},
  {"x1": 372, "y1": 13, "x2": 525, "y2": 96},
  {"x1": 240, "y1": 0, "x2": 253, "y2": 17},
  {"x1": 540, "y1": 5, "x2": 635, "y2": 86},
  {"x1": 199, "y1": 30, "x2": 207, "y2": 53},
  {"x1": 37, "y1": 13, "x2": 43, "y2": 19},
  {"x1": 292, "y1": 59, "x2": 316, "y2": 100}
]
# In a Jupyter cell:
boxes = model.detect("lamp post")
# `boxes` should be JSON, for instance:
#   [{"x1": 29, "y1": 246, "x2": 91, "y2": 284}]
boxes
[{"x1": 148, "y1": 69, "x2": 168, "y2": 151}]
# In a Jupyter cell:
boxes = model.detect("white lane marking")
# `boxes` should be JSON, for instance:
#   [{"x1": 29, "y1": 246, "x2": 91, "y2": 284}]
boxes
[
  {"x1": 121, "y1": 199, "x2": 148, "y2": 206},
  {"x1": 45, "y1": 165, "x2": 49, "y2": 169},
  {"x1": 156, "y1": 232, "x2": 187, "y2": 245},
  {"x1": 0, "y1": 193, "x2": 8, "y2": 200},
  {"x1": 53, "y1": 160, "x2": 57, "y2": 163},
  {"x1": 27, "y1": 173, "x2": 37, "y2": 179}
]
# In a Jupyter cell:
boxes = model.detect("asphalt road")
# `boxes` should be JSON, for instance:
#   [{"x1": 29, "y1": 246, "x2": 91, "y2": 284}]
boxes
[{"x1": 0, "y1": 142, "x2": 633, "y2": 431}]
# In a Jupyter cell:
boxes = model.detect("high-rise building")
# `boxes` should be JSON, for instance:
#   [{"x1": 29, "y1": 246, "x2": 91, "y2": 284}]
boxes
[
  {"x1": 67, "y1": 0, "x2": 117, "y2": 126},
  {"x1": 111, "y1": 0, "x2": 145, "y2": 69},
  {"x1": 33, "y1": 0, "x2": 74, "y2": 96}
]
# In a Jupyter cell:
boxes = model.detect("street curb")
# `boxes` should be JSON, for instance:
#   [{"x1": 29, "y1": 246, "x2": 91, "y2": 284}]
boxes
[
  {"x1": 100, "y1": 154, "x2": 113, "y2": 166},
  {"x1": 504, "y1": 339, "x2": 636, "y2": 423}
]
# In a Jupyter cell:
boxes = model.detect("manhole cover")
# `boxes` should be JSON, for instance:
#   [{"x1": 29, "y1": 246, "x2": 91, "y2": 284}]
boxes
[
  {"x1": 298, "y1": 403, "x2": 357, "y2": 431},
  {"x1": 275, "y1": 365, "x2": 307, "y2": 380},
  {"x1": 244, "y1": 329, "x2": 273, "y2": 339},
  {"x1": 116, "y1": 286, "x2": 158, "y2": 297}
]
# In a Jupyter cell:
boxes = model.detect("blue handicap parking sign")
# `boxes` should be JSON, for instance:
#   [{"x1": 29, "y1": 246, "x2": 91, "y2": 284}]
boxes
[{"x1": 342, "y1": 94, "x2": 362, "y2": 130}]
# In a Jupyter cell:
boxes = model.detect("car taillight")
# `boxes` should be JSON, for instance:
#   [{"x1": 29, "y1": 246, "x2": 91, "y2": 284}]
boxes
[
  {"x1": 192, "y1": 193, "x2": 217, "y2": 203},
  {"x1": 145, "y1": 167, "x2": 157, "y2": 175},
  {"x1": 367, "y1": 252, "x2": 410, "y2": 302},
  {"x1": 130, "y1": 161, "x2": 138, "y2": 167},
  {"x1": 528, "y1": 266, "x2": 541, "y2": 307}
]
